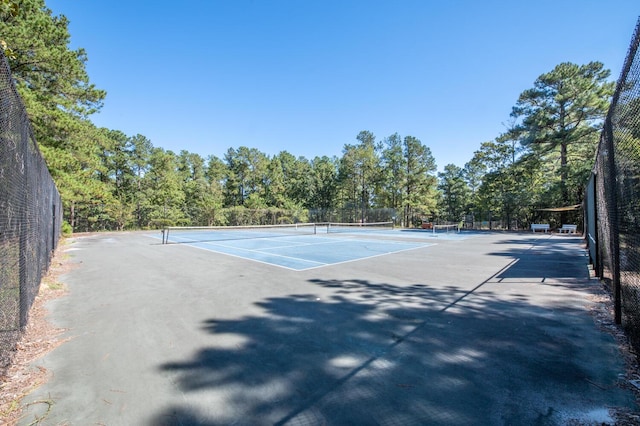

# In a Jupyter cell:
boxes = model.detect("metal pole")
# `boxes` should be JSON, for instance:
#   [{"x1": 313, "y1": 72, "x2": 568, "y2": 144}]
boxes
[{"x1": 604, "y1": 119, "x2": 622, "y2": 324}]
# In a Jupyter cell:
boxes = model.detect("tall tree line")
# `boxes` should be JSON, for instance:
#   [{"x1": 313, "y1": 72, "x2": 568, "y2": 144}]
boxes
[
  {"x1": 51, "y1": 130, "x2": 440, "y2": 231},
  {"x1": 2, "y1": 0, "x2": 615, "y2": 232},
  {"x1": 441, "y1": 61, "x2": 615, "y2": 229}
]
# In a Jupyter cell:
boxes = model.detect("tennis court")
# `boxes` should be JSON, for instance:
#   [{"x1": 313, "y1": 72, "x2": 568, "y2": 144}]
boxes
[
  {"x1": 19, "y1": 230, "x2": 638, "y2": 425},
  {"x1": 155, "y1": 222, "x2": 463, "y2": 270}
]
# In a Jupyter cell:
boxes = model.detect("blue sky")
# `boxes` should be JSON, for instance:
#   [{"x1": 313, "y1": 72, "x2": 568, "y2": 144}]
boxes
[{"x1": 46, "y1": 1, "x2": 638, "y2": 171}]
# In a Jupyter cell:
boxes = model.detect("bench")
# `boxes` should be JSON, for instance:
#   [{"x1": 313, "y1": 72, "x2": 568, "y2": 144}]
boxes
[
  {"x1": 558, "y1": 224, "x2": 578, "y2": 234},
  {"x1": 531, "y1": 224, "x2": 550, "y2": 233}
]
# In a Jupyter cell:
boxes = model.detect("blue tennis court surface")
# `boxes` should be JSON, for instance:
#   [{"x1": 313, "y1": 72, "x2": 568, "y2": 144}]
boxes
[{"x1": 158, "y1": 232, "x2": 443, "y2": 271}]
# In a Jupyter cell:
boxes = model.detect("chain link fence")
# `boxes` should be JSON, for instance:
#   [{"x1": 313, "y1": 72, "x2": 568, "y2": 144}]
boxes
[
  {"x1": 586, "y1": 18, "x2": 640, "y2": 350},
  {"x1": 0, "y1": 49, "x2": 62, "y2": 369}
]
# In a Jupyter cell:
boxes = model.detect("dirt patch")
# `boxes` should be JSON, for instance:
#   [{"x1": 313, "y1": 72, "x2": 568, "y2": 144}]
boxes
[{"x1": 0, "y1": 241, "x2": 73, "y2": 425}]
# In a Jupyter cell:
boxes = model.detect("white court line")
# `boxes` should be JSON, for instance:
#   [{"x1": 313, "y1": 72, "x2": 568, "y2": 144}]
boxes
[
  {"x1": 298, "y1": 244, "x2": 435, "y2": 271},
  {"x1": 164, "y1": 240, "x2": 326, "y2": 271},
  {"x1": 234, "y1": 238, "x2": 349, "y2": 251},
  {"x1": 319, "y1": 232, "x2": 443, "y2": 245},
  {"x1": 202, "y1": 241, "x2": 329, "y2": 265},
  {"x1": 201, "y1": 235, "x2": 430, "y2": 252},
  {"x1": 162, "y1": 234, "x2": 435, "y2": 271},
  {"x1": 183, "y1": 234, "x2": 347, "y2": 251}
]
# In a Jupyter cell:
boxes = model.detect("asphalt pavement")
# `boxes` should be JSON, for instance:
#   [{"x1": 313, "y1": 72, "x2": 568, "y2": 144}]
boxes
[{"x1": 18, "y1": 230, "x2": 639, "y2": 425}]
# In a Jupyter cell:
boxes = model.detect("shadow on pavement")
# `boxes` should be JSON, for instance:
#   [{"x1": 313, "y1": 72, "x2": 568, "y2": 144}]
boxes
[
  {"x1": 490, "y1": 236, "x2": 594, "y2": 283},
  {"x1": 151, "y1": 236, "x2": 634, "y2": 425}
]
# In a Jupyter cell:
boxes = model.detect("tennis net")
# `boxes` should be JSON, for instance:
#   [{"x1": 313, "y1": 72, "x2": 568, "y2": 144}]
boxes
[
  {"x1": 431, "y1": 223, "x2": 460, "y2": 234},
  {"x1": 322, "y1": 221, "x2": 394, "y2": 234},
  {"x1": 162, "y1": 223, "x2": 317, "y2": 244}
]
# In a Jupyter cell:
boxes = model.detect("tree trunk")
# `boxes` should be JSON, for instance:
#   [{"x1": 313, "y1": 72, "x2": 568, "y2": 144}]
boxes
[
  {"x1": 560, "y1": 141, "x2": 568, "y2": 224},
  {"x1": 70, "y1": 201, "x2": 75, "y2": 231}
]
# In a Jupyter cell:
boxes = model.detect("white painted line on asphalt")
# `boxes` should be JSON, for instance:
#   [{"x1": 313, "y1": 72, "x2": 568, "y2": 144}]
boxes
[
  {"x1": 164, "y1": 241, "x2": 325, "y2": 271},
  {"x1": 160, "y1": 235, "x2": 435, "y2": 271},
  {"x1": 297, "y1": 244, "x2": 435, "y2": 271}
]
